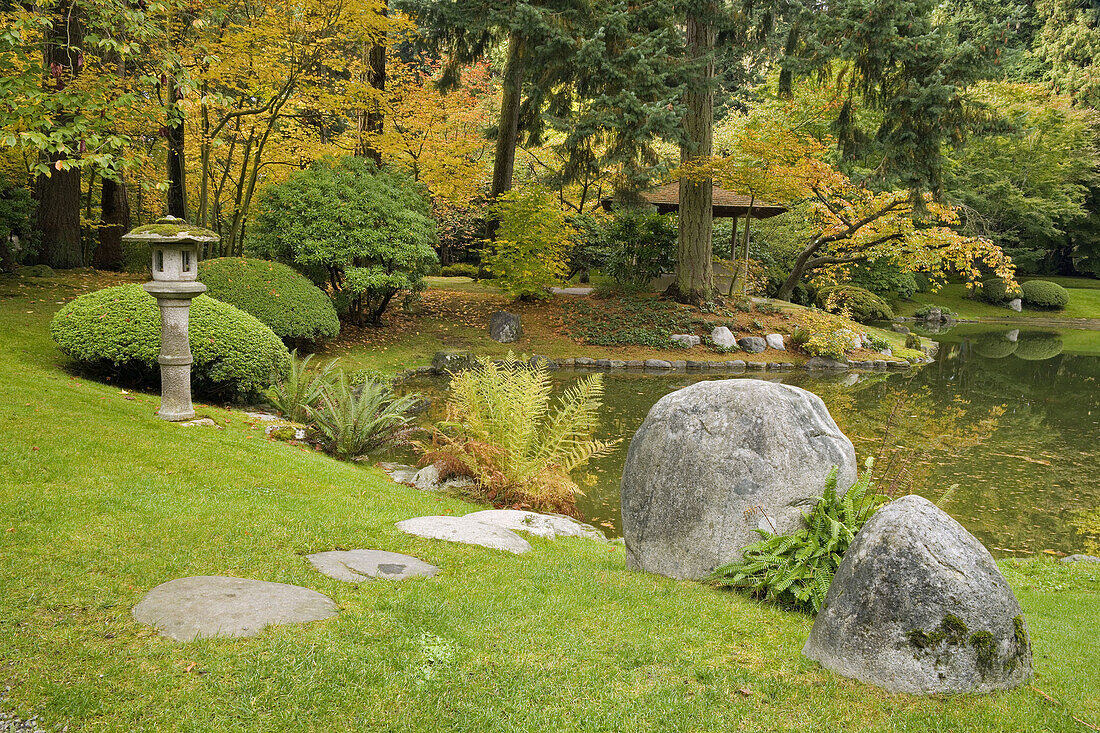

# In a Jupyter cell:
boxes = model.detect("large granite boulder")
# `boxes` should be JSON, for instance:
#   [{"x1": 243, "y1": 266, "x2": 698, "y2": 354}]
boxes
[
  {"x1": 489, "y1": 311, "x2": 522, "y2": 343},
  {"x1": 738, "y1": 336, "x2": 767, "y2": 353},
  {"x1": 803, "y1": 495, "x2": 1032, "y2": 694},
  {"x1": 711, "y1": 326, "x2": 738, "y2": 349},
  {"x1": 620, "y1": 380, "x2": 857, "y2": 580}
]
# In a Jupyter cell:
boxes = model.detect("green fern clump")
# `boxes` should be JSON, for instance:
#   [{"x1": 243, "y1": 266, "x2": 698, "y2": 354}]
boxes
[
  {"x1": 421, "y1": 354, "x2": 618, "y2": 515},
  {"x1": 265, "y1": 350, "x2": 339, "y2": 423},
  {"x1": 709, "y1": 466, "x2": 888, "y2": 614},
  {"x1": 307, "y1": 373, "x2": 421, "y2": 460}
]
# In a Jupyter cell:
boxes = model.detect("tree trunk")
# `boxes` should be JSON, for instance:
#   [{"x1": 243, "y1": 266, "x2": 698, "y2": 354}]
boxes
[
  {"x1": 671, "y1": 10, "x2": 715, "y2": 305},
  {"x1": 94, "y1": 177, "x2": 130, "y2": 270},
  {"x1": 360, "y1": 3, "x2": 388, "y2": 166},
  {"x1": 777, "y1": 243, "x2": 818, "y2": 301},
  {"x1": 490, "y1": 31, "x2": 526, "y2": 200},
  {"x1": 166, "y1": 79, "x2": 188, "y2": 220},
  {"x1": 740, "y1": 198, "x2": 754, "y2": 297},
  {"x1": 34, "y1": 9, "x2": 83, "y2": 268}
]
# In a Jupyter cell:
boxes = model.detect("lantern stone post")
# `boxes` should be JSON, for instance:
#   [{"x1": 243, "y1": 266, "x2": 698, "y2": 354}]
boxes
[{"x1": 121, "y1": 216, "x2": 219, "y2": 421}]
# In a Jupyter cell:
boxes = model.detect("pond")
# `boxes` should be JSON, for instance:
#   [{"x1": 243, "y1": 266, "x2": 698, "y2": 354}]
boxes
[{"x1": 397, "y1": 324, "x2": 1100, "y2": 557}]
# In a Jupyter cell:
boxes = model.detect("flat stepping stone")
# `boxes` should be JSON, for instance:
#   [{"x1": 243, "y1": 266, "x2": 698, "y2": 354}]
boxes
[
  {"x1": 133, "y1": 576, "x2": 337, "y2": 642},
  {"x1": 550, "y1": 286, "x2": 594, "y2": 295},
  {"x1": 461, "y1": 510, "x2": 606, "y2": 541},
  {"x1": 307, "y1": 550, "x2": 440, "y2": 582},
  {"x1": 397, "y1": 516, "x2": 532, "y2": 554}
]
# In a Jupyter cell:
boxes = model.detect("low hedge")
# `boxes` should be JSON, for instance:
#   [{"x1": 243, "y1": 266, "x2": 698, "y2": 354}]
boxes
[
  {"x1": 815, "y1": 285, "x2": 894, "y2": 324},
  {"x1": 439, "y1": 263, "x2": 481, "y2": 278},
  {"x1": 50, "y1": 284, "x2": 290, "y2": 400},
  {"x1": 1020, "y1": 280, "x2": 1069, "y2": 310},
  {"x1": 200, "y1": 257, "x2": 340, "y2": 344},
  {"x1": 977, "y1": 277, "x2": 1021, "y2": 304}
]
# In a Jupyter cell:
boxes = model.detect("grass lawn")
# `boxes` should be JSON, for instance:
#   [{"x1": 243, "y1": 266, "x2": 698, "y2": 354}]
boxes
[
  {"x1": 897, "y1": 280, "x2": 1100, "y2": 322},
  {"x1": 1, "y1": 270, "x2": 1098, "y2": 731}
]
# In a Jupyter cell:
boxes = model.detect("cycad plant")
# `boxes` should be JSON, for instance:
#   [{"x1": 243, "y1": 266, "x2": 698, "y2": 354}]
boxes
[
  {"x1": 307, "y1": 373, "x2": 421, "y2": 460},
  {"x1": 421, "y1": 354, "x2": 617, "y2": 515},
  {"x1": 709, "y1": 464, "x2": 888, "y2": 614},
  {"x1": 266, "y1": 350, "x2": 339, "y2": 423}
]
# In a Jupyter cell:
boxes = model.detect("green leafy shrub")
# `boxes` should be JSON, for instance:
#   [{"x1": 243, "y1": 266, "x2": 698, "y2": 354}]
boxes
[
  {"x1": 307, "y1": 373, "x2": 421, "y2": 460},
  {"x1": 1020, "y1": 280, "x2": 1070, "y2": 309},
  {"x1": 792, "y1": 310, "x2": 856, "y2": 359},
  {"x1": 914, "y1": 303, "x2": 958, "y2": 319},
  {"x1": 439, "y1": 263, "x2": 481, "y2": 278},
  {"x1": 419, "y1": 354, "x2": 617, "y2": 516},
  {"x1": 1014, "y1": 332, "x2": 1064, "y2": 360},
  {"x1": 709, "y1": 466, "x2": 888, "y2": 614},
  {"x1": 846, "y1": 260, "x2": 918, "y2": 300},
  {"x1": 816, "y1": 285, "x2": 894, "y2": 323},
  {"x1": 484, "y1": 186, "x2": 573, "y2": 299},
  {"x1": 0, "y1": 180, "x2": 38, "y2": 272},
  {"x1": 866, "y1": 333, "x2": 891, "y2": 350},
  {"x1": 596, "y1": 207, "x2": 676, "y2": 291},
  {"x1": 249, "y1": 156, "x2": 438, "y2": 325},
  {"x1": 50, "y1": 284, "x2": 290, "y2": 400},
  {"x1": 201, "y1": 258, "x2": 339, "y2": 344},
  {"x1": 266, "y1": 350, "x2": 340, "y2": 422},
  {"x1": 973, "y1": 333, "x2": 1018, "y2": 359}
]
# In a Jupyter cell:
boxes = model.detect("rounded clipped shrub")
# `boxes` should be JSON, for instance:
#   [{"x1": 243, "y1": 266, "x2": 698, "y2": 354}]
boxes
[
  {"x1": 1014, "y1": 333, "x2": 1064, "y2": 361},
  {"x1": 816, "y1": 285, "x2": 894, "y2": 324},
  {"x1": 200, "y1": 257, "x2": 339, "y2": 344},
  {"x1": 1020, "y1": 280, "x2": 1069, "y2": 310},
  {"x1": 972, "y1": 333, "x2": 1018, "y2": 359},
  {"x1": 976, "y1": 276, "x2": 1020, "y2": 304},
  {"x1": 50, "y1": 284, "x2": 291, "y2": 400}
]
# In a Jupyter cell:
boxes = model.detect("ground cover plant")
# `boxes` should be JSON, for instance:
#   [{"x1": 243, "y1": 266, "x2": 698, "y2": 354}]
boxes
[
  {"x1": 49, "y1": 283, "x2": 290, "y2": 400},
  {"x1": 201, "y1": 258, "x2": 341, "y2": 345},
  {"x1": 560, "y1": 297, "x2": 694, "y2": 347},
  {"x1": 1, "y1": 272, "x2": 1099, "y2": 731}
]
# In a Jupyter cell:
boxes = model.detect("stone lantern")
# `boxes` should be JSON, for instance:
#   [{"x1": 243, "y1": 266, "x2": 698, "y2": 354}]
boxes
[{"x1": 121, "y1": 216, "x2": 219, "y2": 421}]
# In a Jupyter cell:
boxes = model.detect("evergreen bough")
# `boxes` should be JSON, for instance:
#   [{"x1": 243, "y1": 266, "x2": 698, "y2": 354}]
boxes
[
  {"x1": 709, "y1": 466, "x2": 888, "y2": 614},
  {"x1": 50, "y1": 284, "x2": 290, "y2": 400},
  {"x1": 201, "y1": 257, "x2": 340, "y2": 345}
]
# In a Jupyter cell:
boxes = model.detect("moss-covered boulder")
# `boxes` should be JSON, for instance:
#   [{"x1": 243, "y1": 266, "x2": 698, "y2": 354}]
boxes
[
  {"x1": 804, "y1": 495, "x2": 1031, "y2": 694},
  {"x1": 50, "y1": 284, "x2": 290, "y2": 400},
  {"x1": 201, "y1": 257, "x2": 339, "y2": 344}
]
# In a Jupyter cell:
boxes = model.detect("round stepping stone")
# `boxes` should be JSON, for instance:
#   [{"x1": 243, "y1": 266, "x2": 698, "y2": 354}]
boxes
[
  {"x1": 396, "y1": 515, "x2": 532, "y2": 554},
  {"x1": 307, "y1": 550, "x2": 440, "y2": 582},
  {"x1": 461, "y1": 510, "x2": 606, "y2": 541},
  {"x1": 132, "y1": 576, "x2": 337, "y2": 642}
]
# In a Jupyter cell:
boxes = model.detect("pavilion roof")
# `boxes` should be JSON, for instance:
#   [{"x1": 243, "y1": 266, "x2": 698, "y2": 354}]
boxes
[{"x1": 600, "y1": 181, "x2": 788, "y2": 219}]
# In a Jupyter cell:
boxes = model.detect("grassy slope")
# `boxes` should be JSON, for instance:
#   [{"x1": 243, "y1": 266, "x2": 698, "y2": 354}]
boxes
[
  {"x1": 1, "y1": 271, "x2": 1098, "y2": 732},
  {"x1": 896, "y1": 280, "x2": 1100, "y2": 322}
]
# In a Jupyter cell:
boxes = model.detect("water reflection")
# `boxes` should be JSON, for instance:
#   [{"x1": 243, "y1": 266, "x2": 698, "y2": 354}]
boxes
[{"x1": 396, "y1": 325, "x2": 1100, "y2": 556}]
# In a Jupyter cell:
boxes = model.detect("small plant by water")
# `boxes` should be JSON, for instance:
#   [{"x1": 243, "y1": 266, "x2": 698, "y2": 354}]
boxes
[
  {"x1": 419, "y1": 354, "x2": 618, "y2": 516},
  {"x1": 266, "y1": 349, "x2": 340, "y2": 423},
  {"x1": 307, "y1": 373, "x2": 422, "y2": 460},
  {"x1": 709, "y1": 463, "x2": 888, "y2": 614}
]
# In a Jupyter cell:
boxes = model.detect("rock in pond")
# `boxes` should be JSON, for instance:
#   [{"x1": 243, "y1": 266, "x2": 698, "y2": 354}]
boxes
[
  {"x1": 307, "y1": 550, "x2": 440, "y2": 582},
  {"x1": 432, "y1": 350, "x2": 477, "y2": 373},
  {"x1": 489, "y1": 311, "x2": 522, "y2": 343},
  {"x1": 620, "y1": 380, "x2": 857, "y2": 580},
  {"x1": 803, "y1": 495, "x2": 1032, "y2": 694},
  {"x1": 133, "y1": 576, "x2": 337, "y2": 642}
]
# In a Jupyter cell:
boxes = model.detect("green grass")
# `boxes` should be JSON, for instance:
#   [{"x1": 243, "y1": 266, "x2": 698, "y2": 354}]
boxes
[
  {"x1": 1, "y1": 271, "x2": 1099, "y2": 731},
  {"x1": 897, "y1": 282, "x2": 1100, "y2": 321}
]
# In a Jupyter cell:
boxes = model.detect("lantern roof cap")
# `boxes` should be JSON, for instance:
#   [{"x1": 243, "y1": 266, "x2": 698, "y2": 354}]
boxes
[{"x1": 122, "y1": 216, "x2": 219, "y2": 245}]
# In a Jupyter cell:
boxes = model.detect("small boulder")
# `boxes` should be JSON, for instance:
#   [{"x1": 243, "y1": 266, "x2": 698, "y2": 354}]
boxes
[
  {"x1": 1007, "y1": 298, "x2": 1023, "y2": 312},
  {"x1": 529, "y1": 354, "x2": 558, "y2": 370},
  {"x1": 738, "y1": 336, "x2": 766, "y2": 353},
  {"x1": 621, "y1": 380, "x2": 857, "y2": 580},
  {"x1": 805, "y1": 356, "x2": 849, "y2": 370},
  {"x1": 671, "y1": 334, "x2": 701, "y2": 348},
  {"x1": 644, "y1": 359, "x2": 672, "y2": 369},
  {"x1": 765, "y1": 334, "x2": 786, "y2": 351},
  {"x1": 1060, "y1": 554, "x2": 1100, "y2": 564},
  {"x1": 432, "y1": 350, "x2": 477, "y2": 373},
  {"x1": 803, "y1": 495, "x2": 1032, "y2": 694},
  {"x1": 710, "y1": 326, "x2": 738, "y2": 349},
  {"x1": 892, "y1": 324, "x2": 911, "y2": 335},
  {"x1": 1005, "y1": 329, "x2": 1019, "y2": 343},
  {"x1": 489, "y1": 311, "x2": 522, "y2": 343}
]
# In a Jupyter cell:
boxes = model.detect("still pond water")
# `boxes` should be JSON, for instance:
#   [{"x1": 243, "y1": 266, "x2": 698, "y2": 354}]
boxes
[{"x1": 400, "y1": 324, "x2": 1100, "y2": 556}]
